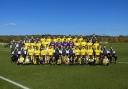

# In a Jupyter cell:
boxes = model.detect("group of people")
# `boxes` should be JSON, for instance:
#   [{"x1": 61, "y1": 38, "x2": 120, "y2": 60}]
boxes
[{"x1": 10, "y1": 34, "x2": 117, "y2": 65}]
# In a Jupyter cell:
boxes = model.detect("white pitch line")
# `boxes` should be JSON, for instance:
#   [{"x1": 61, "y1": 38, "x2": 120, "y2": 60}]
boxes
[
  {"x1": 0, "y1": 76, "x2": 30, "y2": 89},
  {"x1": 118, "y1": 62, "x2": 128, "y2": 64}
]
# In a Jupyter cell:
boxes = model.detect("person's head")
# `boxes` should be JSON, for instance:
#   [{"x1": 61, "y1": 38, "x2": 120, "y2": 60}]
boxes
[
  {"x1": 92, "y1": 34, "x2": 95, "y2": 37},
  {"x1": 49, "y1": 46, "x2": 52, "y2": 49},
  {"x1": 85, "y1": 45, "x2": 88, "y2": 50},
  {"x1": 103, "y1": 46, "x2": 106, "y2": 49},
  {"x1": 70, "y1": 39, "x2": 73, "y2": 42},
  {"x1": 58, "y1": 39, "x2": 61, "y2": 42},
  {"x1": 110, "y1": 47, "x2": 113, "y2": 49},
  {"x1": 51, "y1": 38, "x2": 54, "y2": 42},
  {"x1": 82, "y1": 46, "x2": 85, "y2": 49},
  {"x1": 13, "y1": 40, "x2": 15, "y2": 42},
  {"x1": 28, "y1": 46, "x2": 32, "y2": 49},
  {"x1": 64, "y1": 39, "x2": 66, "y2": 42},
  {"x1": 76, "y1": 46, "x2": 79, "y2": 49}
]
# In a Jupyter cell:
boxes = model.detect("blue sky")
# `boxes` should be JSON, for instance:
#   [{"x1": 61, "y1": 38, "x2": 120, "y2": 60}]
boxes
[{"x1": 0, "y1": 0, "x2": 128, "y2": 35}]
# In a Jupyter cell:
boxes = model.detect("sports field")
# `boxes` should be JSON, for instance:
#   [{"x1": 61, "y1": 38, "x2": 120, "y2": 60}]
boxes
[{"x1": 0, "y1": 43, "x2": 128, "y2": 89}]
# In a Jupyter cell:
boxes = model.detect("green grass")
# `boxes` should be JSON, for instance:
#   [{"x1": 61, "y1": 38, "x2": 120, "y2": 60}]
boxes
[{"x1": 0, "y1": 43, "x2": 128, "y2": 89}]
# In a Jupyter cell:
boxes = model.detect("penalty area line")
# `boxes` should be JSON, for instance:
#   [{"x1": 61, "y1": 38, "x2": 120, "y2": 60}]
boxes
[{"x1": 0, "y1": 76, "x2": 30, "y2": 89}]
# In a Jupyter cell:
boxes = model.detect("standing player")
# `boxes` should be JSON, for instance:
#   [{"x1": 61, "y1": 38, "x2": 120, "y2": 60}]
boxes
[
  {"x1": 69, "y1": 39, "x2": 74, "y2": 48},
  {"x1": 91, "y1": 34, "x2": 97, "y2": 44},
  {"x1": 54, "y1": 46, "x2": 60, "y2": 64},
  {"x1": 62, "y1": 46, "x2": 66, "y2": 64},
  {"x1": 27, "y1": 46, "x2": 34, "y2": 64},
  {"x1": 74, "y1": 46, "x2": 81, "y2": 64},
  {"x1": 40, "y1": 47, "x2": 47, "y2": 64},
  {"x1": 47, "y1": 46, "x2": 54, "y2": 64},
  {"x1": 34, "y1": 47, "x2": 40, "y2": 64}
]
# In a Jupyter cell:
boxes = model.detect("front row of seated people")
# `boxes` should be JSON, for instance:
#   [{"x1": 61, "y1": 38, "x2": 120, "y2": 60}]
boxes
[{"x1": 11, "y1": 43, "x2": 117, "y2": 66}]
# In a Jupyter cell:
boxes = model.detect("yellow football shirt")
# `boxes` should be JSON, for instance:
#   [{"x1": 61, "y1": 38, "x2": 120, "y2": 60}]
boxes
[
  {"x1": 40, "y1": 38, "x2": 45, "y2": 43},
  {"x1": 41, "y1": 49, "x2": 47, "y2": 56},
  {"x1": 24, "y1": 42, "x2": 30, "y2": 49},
  {"x1": 28, "y1": 49, "x2": 34, "y2": 56},
  {"x1": 34, "y1": 50, "x2": 40, "y2": 56},
  {"x1": 95, "y1": 50, "x2": 100, "y2": 56},
  {"x1": 81, "y1": 41, "x2": 87, "y2": 46},
  {"x1": 94, "y1": 43, "x2": 100, "y2": 50},
  {"x1": 74, "y1": 42, "x2": 80, "y2": 47},
  {"x1": 36, "y1": 43, "x2": 41, "y2": 49},
  {"x1": 48, "y1": 48, "x2": 54, "y2": 55},
  {"x1": 88, "y1": 49, "x2": 93, "y2": 55},
  {"x1": 75, "y1": 49, "x2": 80, "y2": 55},
  {"x1": 87, "y1": 42, "x2": 92, "y2": 50},
  {"x1": 80, "y1": 48, "x2": 85, "y2": 55}
]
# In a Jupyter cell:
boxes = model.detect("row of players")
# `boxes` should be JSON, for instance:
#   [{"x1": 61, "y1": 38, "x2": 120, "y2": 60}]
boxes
[
  {"x1": 24, "y1": 34, "x2": 97, "y2": 43},
  {"x1": 10, "y1": 34, "x2": 97, "y2": 52},
  {"x1": 11, "y1": 45, "x2": 117, "y2": 65}
]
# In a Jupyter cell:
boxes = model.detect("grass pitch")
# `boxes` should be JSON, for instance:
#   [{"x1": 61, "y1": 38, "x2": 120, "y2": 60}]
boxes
[{"x1": 0, "y1": 43, "x2": 128, "y2": 89}]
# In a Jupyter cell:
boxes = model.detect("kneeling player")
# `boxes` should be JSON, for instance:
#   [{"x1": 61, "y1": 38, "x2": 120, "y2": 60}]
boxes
[{"x1": 103, "y1": 56, "x2": 109, "y2": 66}]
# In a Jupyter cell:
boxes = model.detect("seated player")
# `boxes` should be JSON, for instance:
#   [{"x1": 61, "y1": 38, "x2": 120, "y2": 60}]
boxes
[{"x1": 17, "y1": 55, "x2": 24, "y2": 64}]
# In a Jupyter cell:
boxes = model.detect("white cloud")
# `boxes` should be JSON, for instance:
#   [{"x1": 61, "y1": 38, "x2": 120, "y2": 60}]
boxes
[{"x1": 4, "y1": 22, "x2": 16, "y2": 26}]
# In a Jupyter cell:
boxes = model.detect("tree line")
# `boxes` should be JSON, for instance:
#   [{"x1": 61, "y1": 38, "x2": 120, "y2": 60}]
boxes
[{"x1": 0, "y1": 35, "x2": 128, "y2": 43}]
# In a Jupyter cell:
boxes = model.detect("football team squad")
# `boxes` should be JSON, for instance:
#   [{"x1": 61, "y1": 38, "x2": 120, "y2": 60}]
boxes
[{"x1": 10, "y1": 34, "x2": 117, "y2": 65}]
